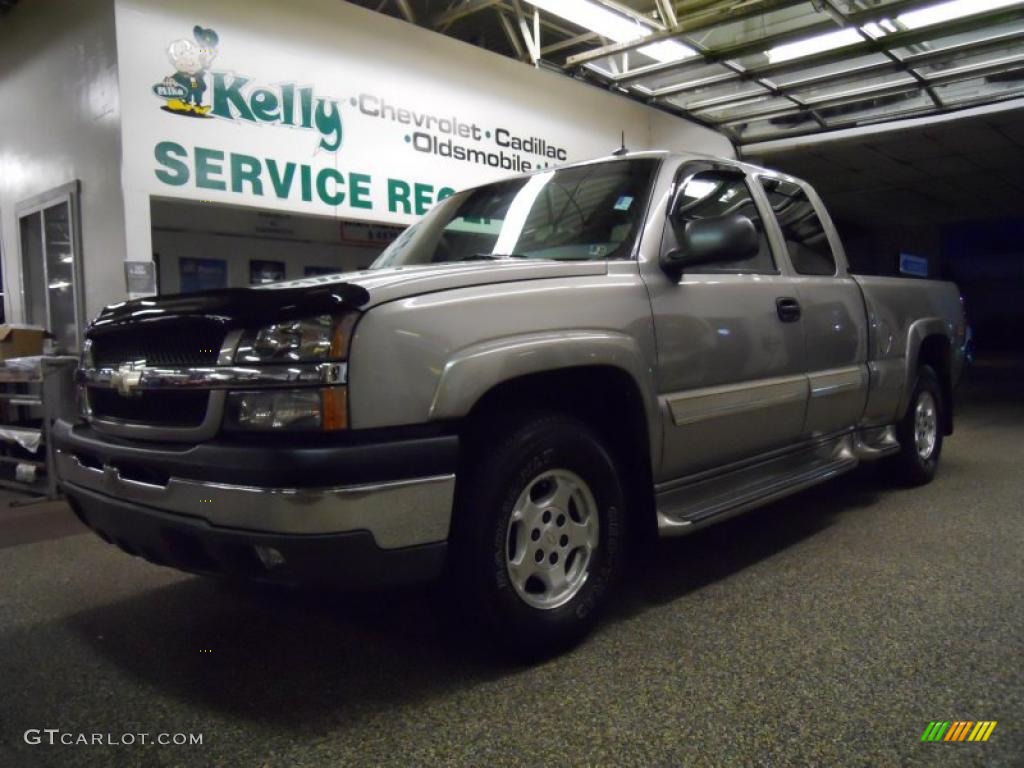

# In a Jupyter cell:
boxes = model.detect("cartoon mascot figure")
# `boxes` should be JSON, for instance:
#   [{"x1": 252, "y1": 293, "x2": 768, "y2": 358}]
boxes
[{"x1": 162, "y1": 26, "x2": 219, "y2": 116}]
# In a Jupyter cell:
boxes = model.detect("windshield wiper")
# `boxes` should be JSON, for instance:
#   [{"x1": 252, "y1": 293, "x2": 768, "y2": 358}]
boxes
[{"x1": 454, "y1": 253, "x2": 528, "y2": 262}]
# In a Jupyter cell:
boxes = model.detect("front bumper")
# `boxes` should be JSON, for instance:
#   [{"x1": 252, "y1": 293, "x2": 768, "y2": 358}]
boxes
[
  {"x1": 54, "y1": 419, "x2": 458, "y2": 587},
  {"x1": 66, "y1": 485, "x2": 447, "y2": 589}
]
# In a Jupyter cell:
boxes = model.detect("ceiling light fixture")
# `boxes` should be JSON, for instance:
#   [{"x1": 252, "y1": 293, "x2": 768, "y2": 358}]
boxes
[
  {"x1": 767, "y1": 27, "x2": 870, "y2": 64},
  {"x1": 524, "y1": 0, "x2": 695, "y2": 64},
  {"x1": 898, "y1": 0, "x2": 1021, "y2": 30}
]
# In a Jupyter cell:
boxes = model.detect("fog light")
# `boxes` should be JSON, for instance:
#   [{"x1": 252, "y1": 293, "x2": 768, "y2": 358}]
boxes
[{"x1": 254, "y1": 545, "x2": 286, "y2": 570}]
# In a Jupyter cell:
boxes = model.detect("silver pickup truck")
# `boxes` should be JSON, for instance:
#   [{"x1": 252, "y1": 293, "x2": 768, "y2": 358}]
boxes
[{"x1": 55, "y1": 151, "x2": 965, "y2": 653}]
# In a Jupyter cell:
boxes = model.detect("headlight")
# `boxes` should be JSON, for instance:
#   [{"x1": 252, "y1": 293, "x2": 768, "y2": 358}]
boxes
[
  {"x1": 235, "y1": 313, "x2": 357, "y2": 364},
  {"x1": 224, "y1": 387, "x2": 348, "y2": 432}
]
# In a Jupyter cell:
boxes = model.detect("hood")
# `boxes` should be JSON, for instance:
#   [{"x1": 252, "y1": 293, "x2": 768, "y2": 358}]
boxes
[
  {"x1": 89, "y1": 283, "x2": 370, "y2": 335},
  {"x1": 268, "y1": 260, "x2": 608, "y2": 308},
  {"x1": 88, "y1": 260, "x2": 606, "y2": 334}
]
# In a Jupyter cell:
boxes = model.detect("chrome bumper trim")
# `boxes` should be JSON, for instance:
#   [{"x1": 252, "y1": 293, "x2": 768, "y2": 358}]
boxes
[
  {"x1": 78, "y1": 361, "x2": 347, "y2": 392},
  {"x1": 56, "y1": 449, "x2": 453, "y2": 549}
]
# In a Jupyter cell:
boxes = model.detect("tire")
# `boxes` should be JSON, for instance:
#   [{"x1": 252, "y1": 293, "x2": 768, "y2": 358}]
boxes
[
  {"x1": 890, "y1": 364, "x2": 944, "y2": 486},
  {"x1": 451, "y1": 413, "x2": 627, "y2": 657}
]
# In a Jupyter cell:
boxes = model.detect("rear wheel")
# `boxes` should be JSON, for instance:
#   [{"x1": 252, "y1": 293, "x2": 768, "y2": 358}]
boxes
[
  {"x1": 890, "y1": 364, "x2": 944, "y2": 486},
  {"x1": 452, "y1": 414, "x2": 626, "y2": 657}
]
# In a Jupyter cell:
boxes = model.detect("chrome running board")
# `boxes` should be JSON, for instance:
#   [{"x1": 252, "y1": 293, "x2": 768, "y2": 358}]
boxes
[{"x1": 656, "y1": 430, "x2": 885, "y2": 537}]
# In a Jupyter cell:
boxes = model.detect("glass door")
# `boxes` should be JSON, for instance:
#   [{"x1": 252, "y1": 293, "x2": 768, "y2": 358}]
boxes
[{"x1": 16, "y1": 183, "x2": 84, "y2": 353}]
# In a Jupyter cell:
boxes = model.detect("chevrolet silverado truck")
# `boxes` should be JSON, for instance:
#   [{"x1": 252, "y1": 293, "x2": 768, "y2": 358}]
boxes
[{"x1": 55, "y1": 152, "x2": 965, "y2": 652}]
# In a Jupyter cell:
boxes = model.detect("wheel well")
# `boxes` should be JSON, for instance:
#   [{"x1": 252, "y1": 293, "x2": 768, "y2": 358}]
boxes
[
  {"x1": 918, "y1": 334, "x2": 954, "y2": 435},
  {"x1": 459, "y1": 366, "x2": 657, "y2": 542}
]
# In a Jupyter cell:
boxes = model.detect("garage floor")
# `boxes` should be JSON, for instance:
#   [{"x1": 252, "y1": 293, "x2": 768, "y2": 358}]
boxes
[{"x1": 1, "y1": 358, "x2": 1021, "y2": 767}]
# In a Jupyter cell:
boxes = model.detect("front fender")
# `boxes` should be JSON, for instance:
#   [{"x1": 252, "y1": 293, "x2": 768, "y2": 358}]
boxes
[{"x1": 429, "y1": 330, "x2": 660, "y2": 460}]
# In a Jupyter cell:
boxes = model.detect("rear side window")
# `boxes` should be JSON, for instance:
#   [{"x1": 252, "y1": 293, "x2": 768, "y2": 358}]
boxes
[
  {"x1": 759, "y1": 178, "x2": 837, "y2": 276},
  {"x1": 666, "y1": 170, "x2": 775, "y2": 274}
]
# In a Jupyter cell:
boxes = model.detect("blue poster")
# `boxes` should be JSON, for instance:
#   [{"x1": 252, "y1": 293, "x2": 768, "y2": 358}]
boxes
[
  {"x1": 179, "y1": 258, "x2": 227, "y2": 293},
  {"x1": 899, "y1": 253, "x2": 929, "y2": 278}
]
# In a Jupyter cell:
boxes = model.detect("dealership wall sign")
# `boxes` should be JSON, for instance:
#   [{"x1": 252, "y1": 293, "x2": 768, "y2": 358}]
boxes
[
  {"x1": 145, "y1": 23, "x2": 576, "y2": 217},
  {"x1": 353, "y1": 94, "x2": 568, "y2": 170},
  {"x1": 115, "y1": 0, "x2": 733, "y2": 258}
]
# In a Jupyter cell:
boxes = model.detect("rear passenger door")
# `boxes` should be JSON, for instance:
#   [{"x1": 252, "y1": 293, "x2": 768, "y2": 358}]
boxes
[{"x1": 756, "y1": 176, "x2": 869, "y2": 438}]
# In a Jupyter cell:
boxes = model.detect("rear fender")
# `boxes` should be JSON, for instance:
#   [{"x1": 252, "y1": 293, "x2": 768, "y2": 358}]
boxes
[{"x1": 899, "y1": 318, "x2": 952, "y2": 421}]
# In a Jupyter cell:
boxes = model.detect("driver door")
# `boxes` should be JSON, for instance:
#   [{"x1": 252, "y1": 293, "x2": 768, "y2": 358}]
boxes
[{"x1": 643, "y1": 162, "x2": 808, "y2": 481}]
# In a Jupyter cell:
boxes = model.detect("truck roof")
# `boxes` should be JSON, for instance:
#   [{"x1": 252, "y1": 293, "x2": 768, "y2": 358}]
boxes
[{"x1": 479, "y1": 149, "x2": 805, "y2": 189}]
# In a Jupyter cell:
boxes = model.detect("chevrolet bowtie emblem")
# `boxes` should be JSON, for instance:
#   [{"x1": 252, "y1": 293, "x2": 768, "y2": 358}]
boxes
[{"x1": 111, "y1": 364, "x2": 143, "y2": 397}]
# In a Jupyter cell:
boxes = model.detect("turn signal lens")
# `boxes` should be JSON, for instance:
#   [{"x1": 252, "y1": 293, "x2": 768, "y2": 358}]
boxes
[{"x1": 322, "y1": 386, "x2": 348, "y2": 431}]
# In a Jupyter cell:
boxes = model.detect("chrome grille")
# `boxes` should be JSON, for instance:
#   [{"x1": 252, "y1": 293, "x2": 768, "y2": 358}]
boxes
[{"x1": 90, "y1": 323, "x2": 226, "y2": 368}]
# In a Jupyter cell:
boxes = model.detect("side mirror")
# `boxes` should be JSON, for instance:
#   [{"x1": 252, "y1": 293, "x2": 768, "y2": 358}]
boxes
[{"x1": 663, "y1": 214, "x2": 759, "y2": 272}]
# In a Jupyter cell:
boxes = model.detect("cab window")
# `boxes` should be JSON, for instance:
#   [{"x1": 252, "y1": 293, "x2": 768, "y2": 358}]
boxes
[{"x1": 759, "y1": 178, "x2": 837, "y2": 276}]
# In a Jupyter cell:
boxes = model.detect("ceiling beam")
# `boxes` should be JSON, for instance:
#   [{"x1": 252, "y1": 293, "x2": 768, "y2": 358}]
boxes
[
  {"x1": 646, "y1": 26, "x2": 1024, "y2": 100},
  {"x1": 432, "y1": 0, "x2": 503, "y2": 29},
  {"x1": 497, "y1": 10, "x2": 528, "y2": 61},
  {"x1": 818, "y1": 0, "x2": 941, "y2": 108},
  {"x1": 394, "y1": 0, "x2": 416, "y2": 24},
  {"x1": 655, "y1": 0, "x2": 678, "y2": 28},
  {"x1": 626, "y1": 0, "x2": 1024, "y2": 127},
  {"x1": 749, "y1": 4, "x2": 1024, "y2": 80},
  {"x1": 771, "y1": 29, "x2": 1024, "y2": 94},
  {"x1": 542, "y1": 31, "x2": 600, "y2": 56},
  {"x1": 709, "y1": 54, "x2": 1024, "y2": 126}
]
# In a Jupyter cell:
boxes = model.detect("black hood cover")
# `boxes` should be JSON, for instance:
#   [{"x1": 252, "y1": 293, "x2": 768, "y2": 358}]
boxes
[{"x1": 88, "y1": 283, "x2": 371, "y2": 337}]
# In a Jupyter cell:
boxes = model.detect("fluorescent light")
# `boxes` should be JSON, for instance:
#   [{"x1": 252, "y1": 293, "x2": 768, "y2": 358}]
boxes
[
  {"x1": 766, "y1": 22, "x2": 893, "y2": 63},
  {"x1": 525, "y1": 0, "x2": 695, "y2": 64},
  {"x1": 764, "y1": 0, "x2": 1020, "y2": 65},
  {"x1": 898, "y1": 0, "x2": 1021, "y2": 30},
  {"x1": 861, "y1": 21, "x2": 887, "y2": 40},
  {"x1": 636, "y1": 39, "x2": 694, "y2": 64},
  {"x1": 767, "y1": 28, "x2": 863, "y2": 64}
]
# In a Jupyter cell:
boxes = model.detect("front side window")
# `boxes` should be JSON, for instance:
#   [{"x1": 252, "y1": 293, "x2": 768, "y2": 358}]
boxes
[
  {"x1": 759, "y1": 178, "x2": 837, "y2": 276},
  {"x1": 663, "y1": 169, "x2": 775, "y2": 274},
  {"x1": 373, "y1": 159, "x2": 658, "y2": 268}
]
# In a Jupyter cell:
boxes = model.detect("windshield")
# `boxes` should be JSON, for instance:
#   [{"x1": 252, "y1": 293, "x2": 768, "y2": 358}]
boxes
[{"x1": 372, "y1": 158, "x2": 659, "y2": 268}]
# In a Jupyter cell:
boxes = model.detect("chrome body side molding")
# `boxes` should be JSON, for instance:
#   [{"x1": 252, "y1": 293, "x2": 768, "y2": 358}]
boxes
[{"x1": 667, "y1": 374, "x2": 808, "y2": 427}]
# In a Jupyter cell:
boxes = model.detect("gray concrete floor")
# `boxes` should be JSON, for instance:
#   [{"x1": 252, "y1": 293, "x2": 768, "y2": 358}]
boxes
[{"x1": 0, "y1": 358, "x2": 1021, "y2": 767}]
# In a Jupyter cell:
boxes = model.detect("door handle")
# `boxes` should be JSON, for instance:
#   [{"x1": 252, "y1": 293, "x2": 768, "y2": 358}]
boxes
[{"x1": 776, "y1": 297, "x2": 802, "y2": 323}]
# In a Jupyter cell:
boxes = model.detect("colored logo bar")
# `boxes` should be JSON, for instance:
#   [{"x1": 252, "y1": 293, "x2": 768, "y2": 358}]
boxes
[{"x1": 921, "y1": 721, "x2": 997, "y2": 742}]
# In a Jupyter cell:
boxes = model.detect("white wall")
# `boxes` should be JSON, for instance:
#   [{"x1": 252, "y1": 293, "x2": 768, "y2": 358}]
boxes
[
  {"x1": 1, "y1": 0, "x2": 732, "y2": 321},
  {"x1": 115, "y1": 0, "x2": 733, "y2": 262},
  {"x1": 0, "y1": 0, "x2": 127, "y2": 323}
]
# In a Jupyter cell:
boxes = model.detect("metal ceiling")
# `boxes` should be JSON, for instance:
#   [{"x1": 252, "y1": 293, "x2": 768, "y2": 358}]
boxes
[{"x1": 353, "y1": 0, "x2": 1024, "y2": 144}]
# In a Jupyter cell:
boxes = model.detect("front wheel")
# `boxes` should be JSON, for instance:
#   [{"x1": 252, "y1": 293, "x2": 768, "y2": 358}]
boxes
[
  {"x1": 452, "y1": 414, "x2": 627, "y2": 657},
  {"x1": 889, "y1": 364, "x2": 944, "y2": 486}
]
